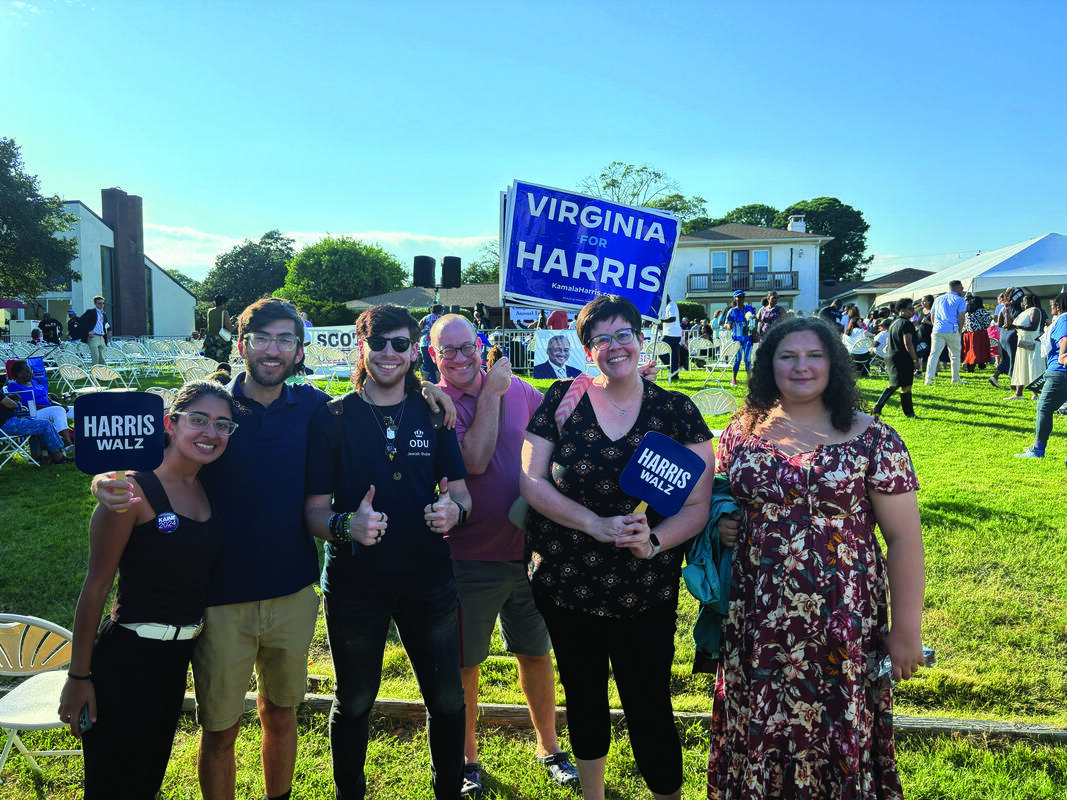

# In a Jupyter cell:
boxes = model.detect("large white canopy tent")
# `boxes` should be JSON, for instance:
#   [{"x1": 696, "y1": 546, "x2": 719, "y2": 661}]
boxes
[{"x1": 874, "y1": 233, "x2": 1067, "y2": 307}]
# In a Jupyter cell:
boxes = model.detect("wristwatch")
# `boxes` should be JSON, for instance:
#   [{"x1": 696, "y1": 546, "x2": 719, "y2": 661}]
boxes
[
  {"x1": 454, "y1": 500, "x2": 469, "y2": 526},
  {"x1": 647, "y1": 533, "x2": 661, "y2": 558}
]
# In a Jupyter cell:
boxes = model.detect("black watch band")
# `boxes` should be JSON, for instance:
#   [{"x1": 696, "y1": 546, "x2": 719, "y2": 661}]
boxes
[{"x1": 454, "y1": 500, "x2": 468, "y2": 525}]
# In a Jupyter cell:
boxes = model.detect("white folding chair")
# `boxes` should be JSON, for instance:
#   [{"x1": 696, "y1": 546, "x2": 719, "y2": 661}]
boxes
[
  {"x1": 0, "y1": 614, "x2": 81, "y2": 774},
  {"x1": 704, "y1": 340, "x2": 740, "y2": 388},
  {"x1": 0, "y1": 428, "x2": 41, "y2": 470}
]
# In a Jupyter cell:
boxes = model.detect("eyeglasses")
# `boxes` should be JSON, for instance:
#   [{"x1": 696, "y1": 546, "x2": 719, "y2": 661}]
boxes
[
  {"x1": 243, "y1": 333, "x2": 301, "y2": 352},
  {"x1": 173, "y1": 412, "x2": 239, "y2": 436},
  {"x1": 435, "y1": 341, "x2": 478, "y2": 360},
  {"x1": 587, "y1": 328, "x2": 639, "y2": 351},
  {"x1": 365, "y1": 336, "x2": 413, "y2": 353}
]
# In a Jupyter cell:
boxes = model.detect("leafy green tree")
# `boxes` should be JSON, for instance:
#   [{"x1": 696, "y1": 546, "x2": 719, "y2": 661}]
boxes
[
  {"x1": 282, "y1": 236, "x2": 406, "y2": 325},
  {"x1": 200, "y1": 230, "x2": 296, "y2": 318},
  {"x1": 0, "y1": 137, "x2": 79, "y2": 304},
  {"x1": 645, "y1": 192, "x2": 709, "y2": 224},
  {"x1": 720, "y1": 203, "x2": 780, "y2": 228},
  {"x1": 462, "y1": 240, "x2": 501, "y2": 284},
  {"x1": 682, "y1": 216, "x2": 721, "y2": 235},
  {"x1": 579, "y1": 161, "x2": 680, "y2": 206},
  {"x1": 773, "y1": 198, "x2": 872, "y2": 282},
  {"x1": 164, "y1": 267, "x2": 200, "y2": 295}
]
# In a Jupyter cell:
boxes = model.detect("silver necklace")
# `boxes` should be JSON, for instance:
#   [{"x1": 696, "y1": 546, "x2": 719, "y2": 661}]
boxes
[{"x1": 362, "y1": 391, "x2": 407, "y2": 461}]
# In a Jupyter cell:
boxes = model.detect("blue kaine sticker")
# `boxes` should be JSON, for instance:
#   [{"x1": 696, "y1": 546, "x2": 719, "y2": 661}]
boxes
[{"x1": 156, "y1": 512, "x2": 179, "y2": 533}]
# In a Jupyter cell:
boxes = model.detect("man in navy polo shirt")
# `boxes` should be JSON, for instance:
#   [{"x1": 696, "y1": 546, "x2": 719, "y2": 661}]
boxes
[{"x1": 305, "y1": 304, "x2": 471, "y2": 800}]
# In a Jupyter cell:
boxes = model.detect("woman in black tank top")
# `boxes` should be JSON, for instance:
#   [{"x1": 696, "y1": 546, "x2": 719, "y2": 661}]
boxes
[{"x1": 58, "y1": 380, "x2": 237, "y2": 799}]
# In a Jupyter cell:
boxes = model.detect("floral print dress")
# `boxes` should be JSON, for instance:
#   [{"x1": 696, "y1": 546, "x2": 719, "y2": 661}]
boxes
[{"x1": 707, "y1": 418, "x2": 919, "y2": 800}]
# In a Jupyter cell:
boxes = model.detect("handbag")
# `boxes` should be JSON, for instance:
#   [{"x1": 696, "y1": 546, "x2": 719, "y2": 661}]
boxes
[
  {"x1": 508, "y1": 374, "x2": 592, "y2": 530},
  {"x1": 218, "y1": 328, "x2": 232, "y2": 342}
]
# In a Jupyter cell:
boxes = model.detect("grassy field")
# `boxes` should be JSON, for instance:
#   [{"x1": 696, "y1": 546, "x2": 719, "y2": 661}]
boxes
[{"x1": 2, "y1": 367, "x2": 1066, "y2": 797}]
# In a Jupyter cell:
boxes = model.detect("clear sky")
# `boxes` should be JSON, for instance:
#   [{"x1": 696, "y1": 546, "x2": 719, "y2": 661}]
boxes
[{"x1": 3, "y1": 0, "x2": 1065, "y2": 284}]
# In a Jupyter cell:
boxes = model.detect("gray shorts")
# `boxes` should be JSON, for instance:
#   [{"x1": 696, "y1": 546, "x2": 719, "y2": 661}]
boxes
[{"x1": 453, "y1": 559, "x2": 551, "y2": 667}]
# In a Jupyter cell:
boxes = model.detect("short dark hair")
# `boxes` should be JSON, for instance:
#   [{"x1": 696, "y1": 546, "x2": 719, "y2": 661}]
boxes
[
  {"x1": 894, "y1": 298, "x2": 913, "y2": 313},
  {"x1": 431, "y1": 304, "x2": 444, "y2": 315},
  {"x1": 949, "y1": 280, "x2": 964, "y2": 291},
  {"x1": 236, "y1": 297, "x2": 304, "y2": 342},
  {"x1": 214, "y1": 294, "x2": 229, "y2": 306},
  {"x1": 736, "y1": 316, "x2": 864, "y2": 435},
  {"x1": 575, "y1": 295, "x2": 642, "y2": 347},
  {"x1": 353, "y1": 304, "x2": 421, "y2": 395}
]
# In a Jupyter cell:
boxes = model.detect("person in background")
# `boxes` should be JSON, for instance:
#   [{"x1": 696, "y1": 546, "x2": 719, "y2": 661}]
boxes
[
  {"x1": 924, "y1": 281, "x2": 967, "y2": 385},
  {"x1": 962, "y1": 296, "x2": 992, "y2": 372},
  {"x1": 1016, "y1": 293, "x2": 1067, "y2": 459},
  {"x1": 67, "y1": 309, "x2": 84, "y2": 342},
  {"x1": 29, "y1": 328, "x2": 44, "y2": 345},
  {"x1": 80, "y1": 295, "x2": 111, "y2": 365},
  {"x1": 725, "y1": 290, "x2": 756, "y2": 387},
  {"x1": 299, "y1": 311, "x2": 313, "y2": 345},
  {"x1": 547, "y1": 308, "x2": 569, "y2": 330},
  {"x1": 990, "y1": 288, "x2": 1023, "y2": 388},
  {"x1": 58, "y1": 380, "x2": 234, "y2": 799},
  {"x1": 756, "y1": 292, "x2": 784, "y2": 338},
  {"x1": 419, "y1": 304, "x2": 446, "y2": 383},
  {"x1": 659, "y1": 294, "x2": 683, "y2": 379},
  {"x1": 5, "y1": 359, "x2": 74, "y2": 447},
  {"x1": 1004, "y1": 294, "x2": 1044, "y2": 401},
  {"x1": 203, "y1": 295, "x2": 236, "y2": 363},
  {"x1": 819, "y1": 298, "x2": 844, "y2": 332},
  {"x1": 521, "y1": 295, "x2": 714, "y2": 800},
  {"x1": 40, "y1": 312, "x2": 62, "y2": 345},
  {"x1": 707, "y1": 316, "x2": 925, "y2": 799},
  {"x1": 844, "y1": 305, "x2": 865, "y2": 338},
  {"x1": 872, "y1": 298, "x2": 920, "y2": 418},
  {"x1": 0, "y1": 387, "x2": 72, "y2": 464}
]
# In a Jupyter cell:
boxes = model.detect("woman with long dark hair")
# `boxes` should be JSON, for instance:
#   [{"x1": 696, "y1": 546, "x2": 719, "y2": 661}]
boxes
[
  {"x1": 707, "y1": 317, "x2": 925, "y2": 800},
  {"x1": 58, "y1": 380, "x2": 236, "y2": 798}
]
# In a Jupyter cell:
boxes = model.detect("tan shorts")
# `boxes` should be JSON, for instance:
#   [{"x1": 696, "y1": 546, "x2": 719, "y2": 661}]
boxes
[{"x1": 192, "y1": 584, "x2": 320, "y2": 731}]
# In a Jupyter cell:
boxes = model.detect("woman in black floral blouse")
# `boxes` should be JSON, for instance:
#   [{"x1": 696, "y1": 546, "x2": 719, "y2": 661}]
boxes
[{"x1": 520, "y1": 295, "x2": 715, "y2": 800}]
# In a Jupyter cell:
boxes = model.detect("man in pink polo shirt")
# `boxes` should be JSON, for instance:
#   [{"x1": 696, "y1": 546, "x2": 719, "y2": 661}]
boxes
[{"x1": 429, "y1": 314, "x2": 579, "y2": 798}]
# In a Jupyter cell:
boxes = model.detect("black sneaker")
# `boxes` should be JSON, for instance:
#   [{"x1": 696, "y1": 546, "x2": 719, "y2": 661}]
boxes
[
  {"x1": 538, "y1": 751, "x2": 580, "y2": 787},
  {"x1": 461, "y1": 762, "x2": 484, "y2": 798}
]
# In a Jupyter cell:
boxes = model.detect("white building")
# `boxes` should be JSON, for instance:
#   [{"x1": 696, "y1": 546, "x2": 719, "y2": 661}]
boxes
[
  {"x1": 35, "y1": 188, "x2": 195, "y2": 337},
  {"x1": 667, "y1": 216, "x2": 831, "y2": 316}
]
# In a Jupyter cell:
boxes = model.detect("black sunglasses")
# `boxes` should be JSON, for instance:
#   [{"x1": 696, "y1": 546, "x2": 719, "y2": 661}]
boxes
[{"x1": 365, "y1": 335, "x2": 413, "y2": 353}]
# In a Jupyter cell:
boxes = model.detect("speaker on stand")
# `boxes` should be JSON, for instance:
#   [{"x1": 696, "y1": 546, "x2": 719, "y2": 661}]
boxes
[
  {"x1": 441, "y1": 256, "x2": 462, "y2": 289},
  {"x1": 413, "y1": 256, "x2": 436, "y2": 289}
]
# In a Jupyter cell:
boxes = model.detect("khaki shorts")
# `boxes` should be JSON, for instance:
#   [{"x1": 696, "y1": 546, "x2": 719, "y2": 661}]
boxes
[{"x1": 193, "y1": 584, "x2": 320, "y2": 731}]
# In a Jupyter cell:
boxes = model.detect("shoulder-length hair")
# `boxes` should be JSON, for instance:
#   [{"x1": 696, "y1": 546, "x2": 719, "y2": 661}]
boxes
[
  {"x1": 736, "y1": 316, "x2": 864, "y2": 435},
  {"x1": 352, "y1": 304, "x2": 422, "y2": 396}
]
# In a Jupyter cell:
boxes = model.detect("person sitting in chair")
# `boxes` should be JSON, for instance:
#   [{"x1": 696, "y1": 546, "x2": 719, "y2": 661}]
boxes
[{"x1": 5, "y1": 359, "x2": 74, "y2": 448}]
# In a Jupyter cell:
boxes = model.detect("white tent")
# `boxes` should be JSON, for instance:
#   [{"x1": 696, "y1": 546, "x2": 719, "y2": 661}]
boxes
[{"x1": 874, "y1": 233, "x2": 1067, "y2": 306}]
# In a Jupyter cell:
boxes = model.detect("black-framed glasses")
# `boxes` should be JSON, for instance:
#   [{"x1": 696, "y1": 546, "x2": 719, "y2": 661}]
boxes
[
  {"x1": 365, "y1": 336, "x2": 413, "y2": 353},
  {"x1": 173, "y1": 412, "x2": 239, "y2": 436},
  {"x1": 243, "y1": 333, "x2": 301, "y2": 352},
  {"x1": 587, "y1": 328, "x2": 639, "y2": 351},
  {"x1": 435, "y1": 341, "x2": 478, "y2": 360}
]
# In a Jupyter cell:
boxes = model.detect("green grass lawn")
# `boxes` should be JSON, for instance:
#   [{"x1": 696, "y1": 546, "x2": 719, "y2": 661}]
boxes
[{"x1": 2, "y1": 367, "x2": 1066, "y2": 798}]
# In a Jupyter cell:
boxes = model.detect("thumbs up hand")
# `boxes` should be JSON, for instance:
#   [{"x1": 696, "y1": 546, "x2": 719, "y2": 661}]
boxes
[
  {"x1": 353, "y1": 485, "x2": 388, "y2": 546},
  {"x1": 424, "y1": 477, "x2": 459, "y2": 535}
]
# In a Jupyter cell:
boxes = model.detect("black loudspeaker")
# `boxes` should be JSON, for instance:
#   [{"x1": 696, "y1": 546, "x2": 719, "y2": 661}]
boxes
[
  {"x1": 413, "y1": 256, "x2": 436, "y2": 288},
  {"x1": 441, "y1": 256, "x2": 462, "y2": 289}
]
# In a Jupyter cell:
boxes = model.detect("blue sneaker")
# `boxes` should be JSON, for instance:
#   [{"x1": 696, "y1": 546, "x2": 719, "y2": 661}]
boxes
[
  {"x1": 461, "y1": 762, "x2": 484, "y2": 798},
  {"x1": 1014, "y1": 447, "x2": 1045, "y2": 458},
  {"x1": 538, "y1": 751, "x2": 580, "y2": 787}
]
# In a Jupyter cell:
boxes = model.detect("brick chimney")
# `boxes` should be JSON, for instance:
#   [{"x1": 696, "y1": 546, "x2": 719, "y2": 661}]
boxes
[{"x1": 787, "y1": 215, "x2": 806, "y2": 233}]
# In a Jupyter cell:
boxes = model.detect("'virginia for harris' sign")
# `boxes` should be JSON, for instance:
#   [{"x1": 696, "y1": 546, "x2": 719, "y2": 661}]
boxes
[{"x1": 501, "y1": 180, "x2": 679, "y2": 320}]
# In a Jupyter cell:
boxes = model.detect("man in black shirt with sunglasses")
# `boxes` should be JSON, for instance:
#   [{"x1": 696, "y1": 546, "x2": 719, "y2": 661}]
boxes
[{"x1": 305, "y1": 304, "x2": 472, "y2": 800}]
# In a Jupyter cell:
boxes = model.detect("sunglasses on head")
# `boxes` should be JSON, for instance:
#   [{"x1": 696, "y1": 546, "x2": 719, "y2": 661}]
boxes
[{"x1": 364, "y1": 335, "x2": 413, "y2": 353}]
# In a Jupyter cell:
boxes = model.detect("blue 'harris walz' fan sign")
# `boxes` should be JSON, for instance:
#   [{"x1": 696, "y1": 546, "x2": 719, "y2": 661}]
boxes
[
  {"x1": 619, "y1": 431, "x2": 707, "y2": 517},
  {"x1": 74, "y1": 391, "x2": 165, "y2": 476},
  {"x1": 501, "y1": 180, "x2": 680, "y2": 321}
]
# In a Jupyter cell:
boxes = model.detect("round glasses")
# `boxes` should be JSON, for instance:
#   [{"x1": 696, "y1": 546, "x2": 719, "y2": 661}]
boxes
[
  {"x1": 587, "y1": 328, "x2": 638, "y2": 351},
  {"x1": 173, "y1": 412, "x2": 239, "y2": 436},
  {"x1": 435, "y1": 342, "x2": 478, "y2": 360}
]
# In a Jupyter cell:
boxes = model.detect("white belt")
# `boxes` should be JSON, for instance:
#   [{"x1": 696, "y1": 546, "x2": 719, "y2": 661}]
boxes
[{"x1": 118, "y1": 620, "x2": 203, "y2": 641}]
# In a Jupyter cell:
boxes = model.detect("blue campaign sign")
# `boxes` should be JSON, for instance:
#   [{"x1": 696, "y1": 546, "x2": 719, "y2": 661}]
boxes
[
  {"x1": 502, "y1": 180, "x2": 680, "y2": 320},
  {"x1": 619, "y1": 431, "x2": 706, "y2": 517},
  {"x1": 73, "y1": 391, "x2": 165, "y2": 474}
]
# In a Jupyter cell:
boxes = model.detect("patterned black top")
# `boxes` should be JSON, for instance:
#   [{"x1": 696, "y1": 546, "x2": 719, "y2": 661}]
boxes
[{"x1": 524, "y1": 378, "x2": 712, "y2": 618}]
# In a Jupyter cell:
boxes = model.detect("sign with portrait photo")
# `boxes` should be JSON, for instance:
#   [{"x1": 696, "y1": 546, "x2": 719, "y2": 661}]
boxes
[{"x1": 530, "y1": 330, "x2": 599, "y2": 379}]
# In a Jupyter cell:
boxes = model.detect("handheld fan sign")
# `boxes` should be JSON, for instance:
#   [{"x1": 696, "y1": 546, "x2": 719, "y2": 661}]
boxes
[
  {"x1": 74, "y1": 391, "x2": 165, "y2": 508},
  {"x1": 619, "y1": 431, "x2": 707, "y2": 517}
]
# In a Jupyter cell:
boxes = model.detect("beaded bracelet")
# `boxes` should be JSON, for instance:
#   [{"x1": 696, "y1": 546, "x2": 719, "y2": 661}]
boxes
[{"x1": 333, "y1": 512, "x2": 353, "y2": 544}]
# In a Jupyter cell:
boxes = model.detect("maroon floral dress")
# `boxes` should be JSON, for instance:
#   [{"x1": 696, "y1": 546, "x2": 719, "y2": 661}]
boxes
[{"x1": 707, "y1": 418, "x2": 919, "y2": 800}]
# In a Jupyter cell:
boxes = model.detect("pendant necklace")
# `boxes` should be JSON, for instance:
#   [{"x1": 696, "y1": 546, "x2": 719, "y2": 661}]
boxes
[
  {"x1": 363, "y1": 391, "x2": 407, "y2": 475},
  {"x1": 598, "y1": 382, "x2": 635, "y2": 417}
]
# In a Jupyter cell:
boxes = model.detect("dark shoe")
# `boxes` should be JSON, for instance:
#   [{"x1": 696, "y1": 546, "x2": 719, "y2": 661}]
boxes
[
  {"x1": 539, "y1": 751, "x2": 580, "y2": 787},
  {"x1": 461, "y1": 762, "x2": 484, "y2": 798}
]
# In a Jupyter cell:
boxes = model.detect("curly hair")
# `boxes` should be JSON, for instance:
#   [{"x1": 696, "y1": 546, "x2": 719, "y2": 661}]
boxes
[
  {"x1": 736, "y1": 316, "x2": 864, "y2": 434},
  {"x1": 352, "y1": 304, "x2": 422, "y2": 395}
]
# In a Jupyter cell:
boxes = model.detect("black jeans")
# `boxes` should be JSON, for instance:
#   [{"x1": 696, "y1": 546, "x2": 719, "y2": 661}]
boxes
[
  {"x1": 324, "y1": 577, "x2": 465, "y2": 800},
  {"x1": 534, "y1": 595, "x2": 683, "y2": 796},
  {"x1": 82, "y1": 619, "x2": 195, "y2": 799}
]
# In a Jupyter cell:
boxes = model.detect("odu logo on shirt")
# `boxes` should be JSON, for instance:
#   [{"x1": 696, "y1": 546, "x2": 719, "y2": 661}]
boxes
[
  {"x1": 156, "y1": 512, "x2": 180, "y2": 533},
  {"x1": 408, "y1": 428, "x2": 431, "y2": 455}
]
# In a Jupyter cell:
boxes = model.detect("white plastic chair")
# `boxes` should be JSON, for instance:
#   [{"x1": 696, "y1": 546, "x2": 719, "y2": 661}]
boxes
[
  {"x1": 690, "y1": 389, "x2": 739, "y2": 417},
  {"x1": 703, "y1": 340, "x2": 740, "y2": 388},
  {"x1": 0, "y1": 614, "x2": 81, "y2": 774}
]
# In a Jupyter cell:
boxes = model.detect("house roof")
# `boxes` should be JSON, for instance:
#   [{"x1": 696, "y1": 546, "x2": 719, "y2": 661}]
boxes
[
  {"x1": 820, "y1": 268, "x2": 936, "y2": 303},
  {"x1": 681, "y1": 223, "x2": 831, "y2": 243},
  {"x1": 346, "y1": 283, "x2": 500, "y2": 311}
]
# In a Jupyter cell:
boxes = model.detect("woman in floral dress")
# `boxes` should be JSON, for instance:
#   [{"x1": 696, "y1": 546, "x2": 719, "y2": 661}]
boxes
[{"x1": 707, "y1": 316, "x2": 926, "y2": 800}]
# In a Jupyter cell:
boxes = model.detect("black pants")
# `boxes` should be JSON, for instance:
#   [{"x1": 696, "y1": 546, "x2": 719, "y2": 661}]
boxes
[
  {"x1": 534, "y1": 595, "x2": 683, "y2": 796},
  {"x1": 82, "y1": 619, "x2": 196, "y2": 799},
  {"x1": 660, "y1": 335, "x2": 682, "y2": 374},
  {"x1": 997, "y1": 330, "x2": 1018, "y2": 378}
]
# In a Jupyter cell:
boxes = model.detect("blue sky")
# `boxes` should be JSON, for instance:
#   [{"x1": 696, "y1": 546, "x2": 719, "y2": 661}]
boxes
[{"x1": 3, "y1": 0, "x2": 1065, "y2": 283}]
